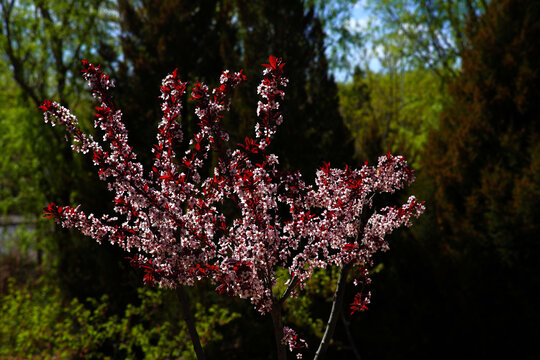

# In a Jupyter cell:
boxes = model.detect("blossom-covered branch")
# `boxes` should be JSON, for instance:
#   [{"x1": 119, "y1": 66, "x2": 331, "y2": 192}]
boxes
[{"x1": 41, "y1": 56, "x2": 424, "y2": 359}]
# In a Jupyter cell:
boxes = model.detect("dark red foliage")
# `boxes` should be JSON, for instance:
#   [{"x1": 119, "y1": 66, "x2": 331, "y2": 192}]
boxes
[{"x1": 43, "y1": 203, "x2": 63, "y2": 219}]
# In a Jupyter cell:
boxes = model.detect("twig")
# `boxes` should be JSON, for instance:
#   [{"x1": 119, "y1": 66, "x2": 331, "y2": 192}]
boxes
[
  {"x1": 313, "y1": 263, "x2": 352, "y2": 360},
  {"x1": 280, "y1": 275, "x2": 299, "y2": 305}
]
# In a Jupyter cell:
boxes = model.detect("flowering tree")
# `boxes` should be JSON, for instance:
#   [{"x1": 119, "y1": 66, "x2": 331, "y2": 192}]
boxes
[{"x1": 40, "y1": 56, "x2": 424, "y2": 360}]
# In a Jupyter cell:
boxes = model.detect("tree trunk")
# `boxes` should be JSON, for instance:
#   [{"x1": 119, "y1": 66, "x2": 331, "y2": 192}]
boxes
[
  {"x1": 176, "y1": 285, "x2": 206, "y2": 360},
  {"x1": 271, "y1": 302, "x2": 287, "y2": 360}
]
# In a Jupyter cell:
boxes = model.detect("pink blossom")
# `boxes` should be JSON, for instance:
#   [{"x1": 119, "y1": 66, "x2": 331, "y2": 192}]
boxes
[
  {"x1": 41, "y1": 56, "x2": 424, "y2": 357},
  {"x1": 283, "y1": 326, "x2": 308, "y2": 358}
]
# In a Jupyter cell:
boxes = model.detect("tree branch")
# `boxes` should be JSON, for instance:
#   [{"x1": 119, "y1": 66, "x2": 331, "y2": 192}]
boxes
[
  {"x1": 313, "y1": 263, "x2": 352, "y2": 360},
  {"x1": 279, "y1": 275, "x2": 299, "y2": 305}
]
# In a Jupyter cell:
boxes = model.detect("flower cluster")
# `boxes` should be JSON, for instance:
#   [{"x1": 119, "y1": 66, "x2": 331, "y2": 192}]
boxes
[
  {"x1": 282, "y1": 326, "x2": 308, "y2": 359},
  {"x1": 41, "y1": 56, "x2": 424, "y2": 355}
]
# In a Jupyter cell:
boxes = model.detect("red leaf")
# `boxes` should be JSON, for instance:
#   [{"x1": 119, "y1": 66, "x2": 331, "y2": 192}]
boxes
[
  {"x1": 350, "y1": 293, "x2": 369, "y2": 315},
  {"x1": 269, "y1": 55, "x2": 277, "y2": 69},
  {"x1": 43, "y1": 202, "x2": 64, "y2": 219},
  {"x1": 321, "y1": 162, "x2": 331, "y2": 174},
  {"x1": 38, "y1": 100, "x2": 54, "y2": 112}
]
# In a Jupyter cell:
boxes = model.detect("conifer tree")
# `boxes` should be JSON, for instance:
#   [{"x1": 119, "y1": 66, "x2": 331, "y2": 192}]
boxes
[
  {"x1": 233, "y1": 0, "x2": 353, "y2": 175},
  {"x1": 115, "y1": 0, "x2": 354, "y2": 175},
  {"x1": 422, "y1": 0, "x2": 540, "y2": 356}
]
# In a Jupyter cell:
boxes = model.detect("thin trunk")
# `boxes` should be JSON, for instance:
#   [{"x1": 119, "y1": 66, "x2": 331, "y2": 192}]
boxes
[
  {"x1": 271, "y1": 302, "x2": 287, "y2": 360},
  {"x1": 176, "y1": 285, "x2": 206, "y2": 360},
  {"x1": 313, "y1": 264, "x2": 352, "y2": 360}
]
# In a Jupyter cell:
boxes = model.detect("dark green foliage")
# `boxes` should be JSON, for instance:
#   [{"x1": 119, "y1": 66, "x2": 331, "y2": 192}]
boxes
[
  {"x1": 417, "y1": 0, "x2": 540, "y2": 357},
  {"x1": 233, "y1": 0, "x2": 354, "y2": 176},
  {"x1": 115, "y1": 0, "x2": 354, "y2": 175},
  {"x1": 115, "y1": 0, "x2": 235, "y2": 167},
  {"x1": 337, "y1": 68, "x2": 380, "y2": 163},
  {"x1": 424, "y1": 0, "x2": 540, "y2": 279}
]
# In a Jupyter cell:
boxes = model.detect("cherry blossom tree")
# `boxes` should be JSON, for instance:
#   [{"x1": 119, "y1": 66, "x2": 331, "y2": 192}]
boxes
[{"x1": 40, "y1": 56, "x2": 424, "y2": 360}]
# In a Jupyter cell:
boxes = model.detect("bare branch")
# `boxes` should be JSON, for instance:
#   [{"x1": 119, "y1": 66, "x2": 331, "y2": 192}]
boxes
[
  {"x1": 314, "y1": 263, "x2": 353, "y2": 360},
  {"x1": 280, "y1": 275, "x2": 299, "y2": 304}
]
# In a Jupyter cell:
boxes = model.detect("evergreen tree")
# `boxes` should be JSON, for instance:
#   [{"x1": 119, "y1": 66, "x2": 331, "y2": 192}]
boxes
[
  {"x1": 115, "y1": 0, "x2": 353, "y2": 175},
  {"x1": 338, "y1": 2, "x2": 539, "y2": 358},
  {"x1": 422, "y1": 0, "x2": 540, "y2": 356},
  {"x1": 115, "y1": 0, "x2": 236, "y2": 166},
  {"x1": 234, "y1": 0, "x2": 353, "y2": 176}
]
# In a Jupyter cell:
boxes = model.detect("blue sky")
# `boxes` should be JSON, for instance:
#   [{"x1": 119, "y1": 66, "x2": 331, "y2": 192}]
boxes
[{"x1": 331, "y1": 1, "x2": 382, "y2": 82}]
